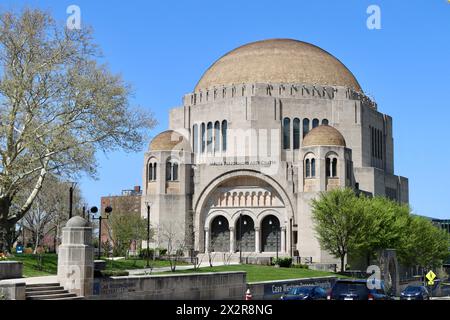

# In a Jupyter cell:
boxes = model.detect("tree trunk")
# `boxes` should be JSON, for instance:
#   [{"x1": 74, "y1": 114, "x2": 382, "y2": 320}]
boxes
[
  {"x1": 0, "y1": 197, "x2": 10, "y2": 252},
  {"x1": 341, "y1": 256, "x2": 345, "y2": 272}
]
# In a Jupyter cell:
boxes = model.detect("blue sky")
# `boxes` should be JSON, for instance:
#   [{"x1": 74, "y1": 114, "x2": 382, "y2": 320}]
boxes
[{"x1": 3, "y1": 0, "x2": 450, "y2": 218}]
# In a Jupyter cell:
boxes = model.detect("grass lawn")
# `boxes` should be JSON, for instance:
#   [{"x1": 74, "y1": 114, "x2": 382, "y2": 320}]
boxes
[
  {"x1": 163, "y1": 264, "x2": 342, "y2": 283},
  {"x1": 7, "y1": 254, "x2": 188, "y2": 277},
  {"x1": 101, "y1": 257, "x2": 189, "y2": 270},
  {"x1": 7, "y1": 253, "x2": 58, "y2": 277}
]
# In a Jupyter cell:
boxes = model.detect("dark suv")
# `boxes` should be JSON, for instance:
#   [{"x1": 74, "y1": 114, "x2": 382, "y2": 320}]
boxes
[{"x1": 328, "y1": 279, "x2": 393, "y2": 300}]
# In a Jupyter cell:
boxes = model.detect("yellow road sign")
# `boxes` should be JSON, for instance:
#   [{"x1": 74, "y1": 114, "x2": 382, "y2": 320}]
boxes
[{"x1": 426, "y1": 270, "x2": 436, "y2": 285}]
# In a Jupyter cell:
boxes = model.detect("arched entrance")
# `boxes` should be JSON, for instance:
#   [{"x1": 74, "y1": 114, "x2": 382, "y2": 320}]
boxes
[
  {"x1": 210, "y1": 216, "x2": 230, "y2": 252},
  {"x1": 235, "y1": 214, "x2": 255, "y2": 252},
  {"x1": 261, "y1": 215, "x2": 281, "y2": 252}
]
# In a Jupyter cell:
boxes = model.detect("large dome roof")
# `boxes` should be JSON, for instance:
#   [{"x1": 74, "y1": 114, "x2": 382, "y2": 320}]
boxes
[
  {"x1": 303, "y1": 125, "x2": 346, "y2": 147},
  {"x1": 195, "y1": 39, "x2": 361, "y2": 92}
]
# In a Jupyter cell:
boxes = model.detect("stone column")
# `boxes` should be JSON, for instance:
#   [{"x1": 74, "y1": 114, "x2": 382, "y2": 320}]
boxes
[
  {"x1": 204, "y1": 228, "x2": 210, "y2": 253},
  {"x1": 254, "y1": 227, "x2": 260, "y2": 253},
  {"x1": 57, "y1": 216, "x2": 94, "y2": 298},
  {"x1": 229, "y1": 227, "x2": 235, "y2": 253},
  {"x1": 281, "y1": 227, "x2": 286, "y2": 253}
]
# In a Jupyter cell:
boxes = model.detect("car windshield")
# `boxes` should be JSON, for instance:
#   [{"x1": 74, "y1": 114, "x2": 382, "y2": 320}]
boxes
[
  {"x1": 289, "y1": 287, "x2": 313, "y2": 295},
  {"x1": 332, "y1": 282, "x2": 368, "y2": 296},
  {"x1": 404, "y1": 286, "x2": 421, "y2": 293}
]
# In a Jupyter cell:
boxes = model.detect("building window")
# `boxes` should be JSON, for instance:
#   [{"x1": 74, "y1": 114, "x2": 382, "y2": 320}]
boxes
[
  {"x1": 192, "y1": 124, "x2": 198, "y2": 153},
  {"x1": 283, "y1": 118, "x2": 290, "y2": 149},
  {"x1": 166, "y1": 160, "x2": 179, "y2": 181},
  {"x1": 305, "y1": 159, "x2": 311, "y2": 178},
  {"x1": 222, "y1": 120, "x2": 227, "y2": 152},
  {"x1": 207, "y1": 122, "x2": 213, "y2": 153},
  {"x1": 214, "y1": 121, "x2": 220, "y2": 153},
  {"x1": 148, "y1": 162, "x2": 157, "y2": 181},
  {"x1": 326, "y1": 158, "x2": 331, "y2": 177},
  {"x1": 332, "y1": 158, "x2": 337, "y2": 177},
  {"x1": 346, "y1": 161, "x2": 351, "y2": 180},
  {"x1": 322, "y1": 119, "x2": 329, "y2": 126},
  {"x1": 311, "y1": 158, "x2": 316, "y2": 177},
  {"x1": 201, "y1": 123, "x2": 206, "y2": 153},
  {"x1": 303, "y1": 118, "x2": 310, "y2": 138},
  {"x1": 312, "y1": 118, "x2": 319, "y2": 128},
  {"x1": 293, "y1": 118, "x2": 300, "y2": 149}
]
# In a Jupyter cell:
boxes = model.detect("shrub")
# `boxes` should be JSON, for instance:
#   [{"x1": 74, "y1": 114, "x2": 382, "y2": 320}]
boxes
[
  {"x1": 100, "y1": 270, "x2": 129, "y2": 277},
  {"x1": 24, "y1": 247, "x2": 33, "y2": 254},
  {"x1": 159, "y1": 248, "x2": 167, "y2": 256},
  {"x1": 139, "y1": 248, "x2": 155, "y2": 259},
  {"x1": 292, "y1": 264, "x2": 309, "y2": 269},
  {"x1": 272, "y1": 257, "x2": 292, "y2": 268}
]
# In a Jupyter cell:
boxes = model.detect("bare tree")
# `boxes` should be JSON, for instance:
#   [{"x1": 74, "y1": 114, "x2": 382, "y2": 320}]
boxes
[
  {"x1": 20, "y1": 175, "x2": 83, "y2": 253},
  {"x1": 161, "y1": 222, "x2": 189, "y2": 272},
  {"x1": 0, "y1": 9, "x2": 156, "y2": 251}
]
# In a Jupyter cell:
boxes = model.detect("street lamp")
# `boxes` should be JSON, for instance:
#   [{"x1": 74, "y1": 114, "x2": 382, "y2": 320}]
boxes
[
  {"x1": 91, "y1": 206, "x2": 112, "y2": 259},
  {"x1": 68, "y1": 182, "x2": 77, "y2": 219},
  {"x1": 269, "y1": 219, "x2": 279, "y2": 260},
  {"x1": 239, "y1": 213, "x2": 248, "y2": 264},
  {"x1": 145, "y1": 202, "x2": 152, "y2": 268}
]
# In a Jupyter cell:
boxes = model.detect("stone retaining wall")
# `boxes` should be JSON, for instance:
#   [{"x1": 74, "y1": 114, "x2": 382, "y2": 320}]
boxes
[
  {"x1": 90, "y1": 271, "x2": 246, "y2": 300},
  {"x1": 0, "y1": 261, "x2": 23, "y2": 280}
]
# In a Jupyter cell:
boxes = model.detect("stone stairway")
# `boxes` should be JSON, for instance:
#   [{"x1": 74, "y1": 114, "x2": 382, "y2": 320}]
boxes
[{"x1": 26, "y1": 283, "x2": 83, "y2": 300}]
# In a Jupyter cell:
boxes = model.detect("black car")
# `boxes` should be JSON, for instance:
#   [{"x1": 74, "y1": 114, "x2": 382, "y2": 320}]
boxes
[
  {"x1": 400, "y1": 286, "x2": 430, "y2": 300},
  {"x1": 280, "y1": 286, "x2": 328, "y2": 300},
  {"x1": 328, "y1": 279, "x2": 393, "y2": 300}
]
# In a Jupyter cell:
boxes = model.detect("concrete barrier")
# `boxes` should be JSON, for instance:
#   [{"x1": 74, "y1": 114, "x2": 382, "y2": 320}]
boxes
[
  {"x1": 248, "y1": 276, "x2": 337, "y2": 300},
  {"x1": 90, "y1": 271, "x2": 246, "y2": 300},
  {"x1": 0, "y1": 280, "x2": 26, "y2": 300},
  {"x1": 0, "y1": 261, "x2": 23, "y2": 280}
]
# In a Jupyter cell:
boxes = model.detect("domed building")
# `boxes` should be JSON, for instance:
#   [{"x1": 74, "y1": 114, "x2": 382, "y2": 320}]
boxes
[{"x1": 142, "y1": 39, "x2": 408, "y2": 269}]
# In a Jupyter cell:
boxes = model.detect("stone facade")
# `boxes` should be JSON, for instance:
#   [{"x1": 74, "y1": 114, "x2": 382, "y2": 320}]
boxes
[
  {"x1": 141, "y1": 39, "x2": 409, "y2": 268},
  {"x1": 57, "y1": 216, "x2": 94, "y2": 297}
]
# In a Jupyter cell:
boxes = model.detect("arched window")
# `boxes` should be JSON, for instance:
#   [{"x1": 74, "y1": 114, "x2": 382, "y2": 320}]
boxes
[
  {"x1": 201, "y1": 123, "x2": 206, "y2": 153},
  {"x1": 305, "y1": 159, "x2": 311, "y2": 178},
  {"x1": 148, "y1": 161, "x2": 157, "y2": 182},
  {"x1": 192, "y1": 124, "x2": 198, "y2": 153},
  {"x1": 303, "y1": 118, "x2": 310, "y2": 138},
  {"x1": 312, "y1": 118, "x2": 319, "y2": 128},
  {"x1": 214, "y1": 121, "x2": 220, "y2": 153},
  {"x1": 326, "y1": 158, "x2": 331, "y2": 177},
  {"x1": 221, "y1": 120, "x2": 227, "y2": 152},
  {"x1": 293, "y1": 118, "x2": 300, "y2": 149},
  {"x1": 283, "y1": 118, "x2": 290, "y2": 149},
  {"x1": 166, "y1": 160, "x2": 179, "y2": 181},
  {"x1": 311, "y1": 158, "x2": 316, "y2": 177},
  {"x1": 322, "y1": 119, "x2": 329, "y2": 126},
  {"x1": 332, "y1": 158, "x2": 337, "y2": 177},
  {"x1": 207, "y1": 122, "x2": 213, "y2": 153}
]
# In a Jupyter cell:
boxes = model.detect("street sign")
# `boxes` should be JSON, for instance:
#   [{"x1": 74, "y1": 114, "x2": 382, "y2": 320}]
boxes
[
  {"x1": 426, "y1": 270, "x2": 436, "y2": 285},
  {"x1": 16, "y1": 245, "x2": 23, "y2": 254}
]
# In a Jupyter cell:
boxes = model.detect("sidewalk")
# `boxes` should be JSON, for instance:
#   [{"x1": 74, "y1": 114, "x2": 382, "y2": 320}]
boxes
[{"x1": 126, "y1": 261, "x2": 239, "y2": 275}]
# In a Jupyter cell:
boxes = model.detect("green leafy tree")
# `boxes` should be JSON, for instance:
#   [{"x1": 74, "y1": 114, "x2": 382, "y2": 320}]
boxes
[
  {"x1": 352, "y1": 196, "x2": 410, "y2": 264},
  {"x1": 0, "y1": 9, "x2": 156, "y2": 251},
  {"x1": 311, "y1": 188, "x2": 366, "y2": 272},
  {"x1": 397, "y1": 216, "x2": 450, "y2": 269},
  {"x1": 107, "y1": 208, "x2": 149, "y2": 258}
]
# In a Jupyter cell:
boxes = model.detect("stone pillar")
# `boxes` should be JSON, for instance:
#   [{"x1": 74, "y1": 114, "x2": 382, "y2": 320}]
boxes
[
  {"x1": 254, "y1": 227, "x2": 260, "y2": 253},
  {"x1": 281, "y1": 227, "x2": 286, "y2": 253},
  {"x1": 57, "y1": 216, "x2": 94, "y2": 298},
  {"x1": 204, "y1": 228, "x2": 210, "y2": 253},
  {"x1": 229, "y1": 227, "x2": 235, "y2": 253}
]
